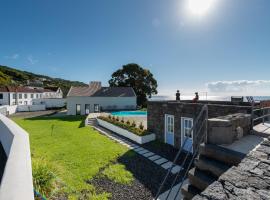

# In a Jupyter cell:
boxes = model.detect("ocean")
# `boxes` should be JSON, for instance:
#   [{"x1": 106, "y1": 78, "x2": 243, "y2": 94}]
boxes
[{"x1": 149, "y1": 95, "x2": 270, "y2": 102}]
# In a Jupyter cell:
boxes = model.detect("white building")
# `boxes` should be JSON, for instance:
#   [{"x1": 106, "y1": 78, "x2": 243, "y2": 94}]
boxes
[
  {"x1": 0, "y1": 86, "x2": 63, "y2": 106},
  {"x1": 67, "y1": 81, "x2": 137, "y2": 115},
  {"x1": 42, "y1": 87, "x2": 63, "y2": 99}
]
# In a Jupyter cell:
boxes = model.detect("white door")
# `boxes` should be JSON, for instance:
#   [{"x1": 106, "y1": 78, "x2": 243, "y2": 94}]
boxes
[
  {"x1": 165, "y1": 114, "x2": 174, "y2": 146},
  {"x1": 181, "y1": 117, "x2": 193, "y2": 153}
]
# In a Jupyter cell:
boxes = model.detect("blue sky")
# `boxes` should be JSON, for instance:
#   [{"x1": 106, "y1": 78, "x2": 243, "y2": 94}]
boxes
[{"x1": 0, "y1": 0, "x2": 270, "y2": 96}]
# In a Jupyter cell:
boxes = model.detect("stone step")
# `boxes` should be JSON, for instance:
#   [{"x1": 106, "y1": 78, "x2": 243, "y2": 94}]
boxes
[
  {"x1": 194, "y1": 155, "x2": 231, "y2": 178},
  {"x1": 188, "y1": 168, "x2": 216, "y2": 191},
  {"x1": 199, "y1": 143, "x2": 245, "y2": 166},
  {"x1": 181, "y1": 183, "x2": 201, "y2": 200}
]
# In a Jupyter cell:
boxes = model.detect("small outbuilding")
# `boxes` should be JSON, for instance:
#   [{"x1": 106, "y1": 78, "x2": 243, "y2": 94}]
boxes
[{"x1": 67, "y1": 81, "x2": 137, "y2": 115}]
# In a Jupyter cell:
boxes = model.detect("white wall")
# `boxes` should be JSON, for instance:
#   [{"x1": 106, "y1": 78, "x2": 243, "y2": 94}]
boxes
[
  {"x1": 0, "y1": 105, "x2": 18, "y2": 115},
  {"x1": 67, "y1": 96, "x2": 137, "y2": 115},
  {"x1": 0, "y1": 114, "x2": 34, "y2": 200},
  {"x1": 9, "y1": 92, "x2": 43, "y2": 106},
  {"x1": 0, "y1": 92, "x2": 10, "y2": 106},
  {"x1": 32, "y1": 98, "x2": 66, "y2": 108},
  {"x1": 17, "y1": 104, "x2": 46, "y2": 112}
]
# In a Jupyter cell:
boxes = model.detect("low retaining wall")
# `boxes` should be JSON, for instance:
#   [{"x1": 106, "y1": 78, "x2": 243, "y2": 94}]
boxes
[
  {"x1": 97, "y1": 118, "x2": 155, "y2": 144},
  {"x1": 0, "y1": 114, "x2": 34, "y2": 200},
  {"x1": 17, "y1": 104, "x2": 46, "y2": 112},
  {"x1": 32, "y1": 98, "x2": 66, "y2": 108}
]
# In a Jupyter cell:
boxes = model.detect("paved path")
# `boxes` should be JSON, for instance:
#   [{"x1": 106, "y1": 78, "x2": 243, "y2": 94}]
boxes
[{"x1": 92, "y1": 125, "x2": 183, "y2": 175}]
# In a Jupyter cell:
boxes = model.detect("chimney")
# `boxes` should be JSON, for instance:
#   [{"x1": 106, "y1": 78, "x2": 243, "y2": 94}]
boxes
[{"x1": 89, "y1": 81, "x2": 102, "y2": 90}]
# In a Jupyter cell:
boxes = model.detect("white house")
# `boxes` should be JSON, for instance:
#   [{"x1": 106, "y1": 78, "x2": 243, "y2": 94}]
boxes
[
  {"x1": 42, "y1": 87, "x2": 63, "y2": 99},
  {"x1": 0, "y1": 86, "x2": 63, "y2": 106},
  {"x1": 67, "y1": 81, "x2": 137, "y2": 115}
]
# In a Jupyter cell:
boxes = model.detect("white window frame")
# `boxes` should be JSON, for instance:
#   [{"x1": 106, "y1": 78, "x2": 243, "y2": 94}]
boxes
[{"x1": 181, "y1": 117, "x2": 194, "y2": 150}]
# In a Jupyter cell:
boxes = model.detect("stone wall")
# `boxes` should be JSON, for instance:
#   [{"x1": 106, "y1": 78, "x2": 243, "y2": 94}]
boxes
[
  {"x1": 207, "y1": 113, "x2": 251, "y2": 145},
  {"x1": 147, "y1": 101, "x2": 252, "y2": 149},
  {"x1": 193, "y1": 137, "x2": 270, "y2": 200}
]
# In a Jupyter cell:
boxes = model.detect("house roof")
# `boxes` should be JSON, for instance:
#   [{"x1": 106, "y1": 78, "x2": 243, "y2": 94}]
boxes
[
  {"x1": 44, "y1": 87, "x2": 60, "y2": 92},
  {"x1": 0, "y1": 86, "x2": 43, "y2": 93},
  {"x1": 67, "y1": 83, "x2": 136, "y2": 97}
]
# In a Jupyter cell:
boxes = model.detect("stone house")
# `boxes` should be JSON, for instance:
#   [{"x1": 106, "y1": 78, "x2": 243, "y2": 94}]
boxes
[
  {"x1": 147, "y1": 100, "x2": 252, "y2": 152},
  {"x1": 67, "y1": 81, "x2": 137, "y2": 115}
]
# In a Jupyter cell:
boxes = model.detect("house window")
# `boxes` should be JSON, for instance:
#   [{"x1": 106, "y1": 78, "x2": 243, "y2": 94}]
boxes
[
  {"x1": 76, "y1": 104, "x2": 81, "y2": 115},
  {"x1": 19, "y1": 101, "x2": 22, "y2": 105},
  {"x1": 13, "y1": 94, "x2": 16, "y2": 99},
  {"x1": 24, "y1": 101, "x2": 28, "y2": 105},
  {"x1": 94, "y1": 104, "x2": 100, "y2": 113},
  {"x1": 0, "y1": 93, "x2": 3, "y2": 99},
  {"x1": 19, "y1": 94, "x2": 22, "y2": 99},
  {"x1": 12, "y1": 102, "x2": 16, "y2": 105},
  {"x1": 36, "y1": 94, "x2": 38, "y2": 98},
  {"x1": 31, "y1": 94, "x2": 34, "y2": 98},
  {"x1": 24, "y1": 94, "x2": 27, "y2": 99},
  {"x1": 85, "y1": 104, "x2": 90, "y2": 115}
]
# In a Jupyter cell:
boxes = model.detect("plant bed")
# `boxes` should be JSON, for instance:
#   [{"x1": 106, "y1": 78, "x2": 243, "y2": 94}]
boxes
[{"x1": 97, "y1": 117, "x2": 155, "y2": 144}]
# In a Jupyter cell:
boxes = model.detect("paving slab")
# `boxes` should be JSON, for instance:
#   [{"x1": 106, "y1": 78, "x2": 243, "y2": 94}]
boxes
[
  {"x1": 148, "y1": 155, "x2": 161, "y2": 161},
  {"x1": 161, "y1": 161, "x2": 173, "y2": 170},
  {"x1": 142, "y1": 152, "x2": 155, "y2": 158},
  {"x1": 154, "y1": 158, "x2": 168, "y2": 165},
  {"x1": 134, "y1": 147, "x2": 145, "y2": 152},
  {"x1": 171, "y1": 165, "x2": 183, "y2": 174},
  {"x1": 137, "y1": 149, "x2": 149, "y2": 155}
]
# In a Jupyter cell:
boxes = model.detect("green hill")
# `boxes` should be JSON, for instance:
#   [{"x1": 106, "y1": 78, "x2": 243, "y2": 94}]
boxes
[{"x1": 0, "y1": 65, "x2": 87, "y2": 97}]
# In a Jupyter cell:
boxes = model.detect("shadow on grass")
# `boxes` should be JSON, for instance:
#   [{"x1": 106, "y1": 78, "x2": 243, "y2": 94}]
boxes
[{"x1": 24, "y1": 115, "x2": 87, "y2": 128}]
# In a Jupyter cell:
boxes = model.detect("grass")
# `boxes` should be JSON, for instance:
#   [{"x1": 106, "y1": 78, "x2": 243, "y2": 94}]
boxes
[
  {"x1": 13, "y1": 115, "x2": 132, "y2": 199},
  {"x1": 102, "y1": 164, "x2": 134, "y2": 185}
]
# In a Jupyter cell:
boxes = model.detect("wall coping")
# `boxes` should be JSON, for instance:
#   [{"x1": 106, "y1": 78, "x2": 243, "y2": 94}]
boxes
[{"x1": 0, "y1": 114, "x2": 34, "y2": 200}]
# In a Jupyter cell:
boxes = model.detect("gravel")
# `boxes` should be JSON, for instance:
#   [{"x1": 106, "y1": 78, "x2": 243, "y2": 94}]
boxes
[{"x1": 89, "y1": 151, "x2": 183, "y2": 200}]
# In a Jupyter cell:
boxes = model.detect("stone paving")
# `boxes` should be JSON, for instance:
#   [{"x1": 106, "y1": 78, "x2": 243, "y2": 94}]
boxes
[
  {"x1": 193, "y1": 136, "x2": 270, "y2": 200},
  {"x1": 92, "y1": 125, "x2": 183, "y2": 175}
]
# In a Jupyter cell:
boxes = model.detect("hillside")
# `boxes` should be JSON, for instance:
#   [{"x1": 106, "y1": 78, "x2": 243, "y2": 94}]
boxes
[{"x1": 0, "y1": 65, "x2": 87, "y2": 97}]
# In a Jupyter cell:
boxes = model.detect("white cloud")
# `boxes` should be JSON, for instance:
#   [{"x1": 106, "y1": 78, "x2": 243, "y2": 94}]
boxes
[
  {"x1": 5, "y1": 53, "x2": 19, "y2": 60},
  {"x1": 27, "y1": 55, "x2": 38, "y2": 65},
  {"x1": 206, "y1": 80, "x2": 270, "y2": 95}
]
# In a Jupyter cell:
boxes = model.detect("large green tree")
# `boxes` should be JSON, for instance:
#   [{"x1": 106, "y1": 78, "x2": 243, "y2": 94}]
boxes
[{"x1": 109, "y1": 63, "x2": 158, "y2": 107}]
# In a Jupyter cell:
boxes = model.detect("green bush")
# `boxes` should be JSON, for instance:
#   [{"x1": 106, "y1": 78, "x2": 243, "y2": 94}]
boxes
[
  {"x1": 121, "y1": 118, "x2": 125, "y2": 123},
  {"x1": 131, "y1": 121, "x2": 136, "y2": 127},
  {"x1": 98, "y1": 116, "x2": 149, "y2": 136},
  {"x1": 32, "y1": 159, "x2": 56, "y2": 198},
  {"x1": 139, "y1": 122, "x2": 144, "y2": 130}
]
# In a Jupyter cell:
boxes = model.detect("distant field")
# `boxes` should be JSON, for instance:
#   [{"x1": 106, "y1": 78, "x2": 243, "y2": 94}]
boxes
[{"x1": 13, "y1": 115, "x2": 132, "y2": 200}]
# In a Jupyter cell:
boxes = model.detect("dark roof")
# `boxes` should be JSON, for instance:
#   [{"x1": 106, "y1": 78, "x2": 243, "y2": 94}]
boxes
[
  {"x1": 67, "y1": 86, "x2": 136, "y2": 97},
  {"x1": 0, "y1": 86, "x2": 43, "y2": 93},
  {"x1": 44, "y1": 87, "x2": 60, "y2": 92}
]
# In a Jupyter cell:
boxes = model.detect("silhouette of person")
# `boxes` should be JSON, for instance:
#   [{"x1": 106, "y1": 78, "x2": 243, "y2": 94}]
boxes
[{"x1": 176, "y1": 90, "x2": 180, "y2": 101}]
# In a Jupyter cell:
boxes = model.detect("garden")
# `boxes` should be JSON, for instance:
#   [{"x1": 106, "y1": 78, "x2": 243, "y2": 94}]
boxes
[{"x1": 12, "y1": 115, "x2": 175, "y2": 200}]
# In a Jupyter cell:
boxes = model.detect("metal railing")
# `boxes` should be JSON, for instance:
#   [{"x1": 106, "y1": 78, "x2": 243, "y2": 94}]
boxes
[
  {"x1": 154, "y1": 104, "x2": 208, "y2": 200},
  {"x1": 251, "y1": 103, "x2": 270, "y2": 128}
]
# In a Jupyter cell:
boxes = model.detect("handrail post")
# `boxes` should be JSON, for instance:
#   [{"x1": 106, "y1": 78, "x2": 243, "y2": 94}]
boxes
[
  {"x1": 262, "y1": 107, "x2": 265, "y2": 125},
  {"x1": 205, "y1": 105, "x2": 208, "y2": 144},
  {"x1": 251, "y1": 101, "x2": 254, "y2": 130}
]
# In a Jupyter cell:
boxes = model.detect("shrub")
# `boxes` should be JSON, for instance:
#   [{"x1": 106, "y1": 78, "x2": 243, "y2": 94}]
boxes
[
  {"x1": 121, "y1": 118, "x2": 125, "y2": 123},
  {"x1": 98, "y1": 116, "x2": 149, "y2": 136},
  {"x1": 108, "y1": 115, "x2": 112, "y2": 119},
  {"x1": 32, "y1": 159, "x2": 56, "y2": 198},
  {"x1": 139, "y1": 122, "x2": 144, "y2": 130},
  {"x1": 116, "y1": 116, "x2": 120, "y2": 122},
  {"x1": 112, "y1": 116, "x2": 115, "y2": 121},
  {"x1": 131, "y1": 121, "x2": 136, "y2": 127}
]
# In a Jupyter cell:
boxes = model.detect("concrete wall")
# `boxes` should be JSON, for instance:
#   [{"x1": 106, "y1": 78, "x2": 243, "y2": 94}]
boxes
[
  {"x1": 67, "y1": 96, "x2": 137, "y2": 115},
  {"x1": 32, "y1": 98, "x2": 66, "y2": 108},
  {"x1": 0, "y1": 114, "x2": 34, "y2": 200},
  {"x1": 0, "y1": 92, "x2": 9, "y2": 106},
  {"x1": 17, "y1": 104, "x2": 46, "y2": 112},
  {"x1": 0, "y1": 105, "x2": 18, "y2": 115},
  {"x1": 147, "y1": 101, "x2": 252, "y2": 149}
]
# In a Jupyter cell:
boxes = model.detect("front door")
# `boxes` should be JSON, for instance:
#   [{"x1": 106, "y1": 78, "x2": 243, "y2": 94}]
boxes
[
  {"x1": 76, "y1": 104, "x2": 81, "y2": 115},
  {"x1": 181, "y1": 117, "x2": 193, "y2": 153},
  {"x1": 85, "y1": 104, "x2": 90, "y2": 115},
  {"x1": 165, "y1": 114, "x2": 174, "y2": 146}
]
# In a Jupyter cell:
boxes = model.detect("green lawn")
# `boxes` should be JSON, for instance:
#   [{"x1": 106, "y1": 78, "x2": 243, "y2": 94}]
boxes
[{"x1": 13, "y1": 115, "x2": 133, "y2": 200}]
